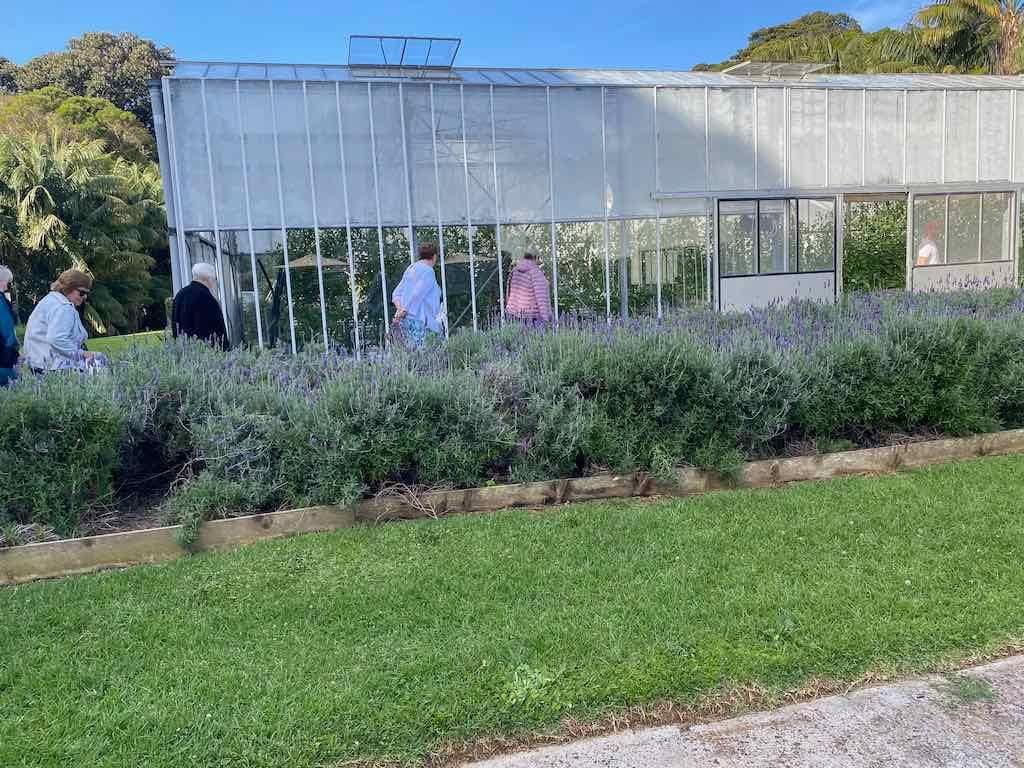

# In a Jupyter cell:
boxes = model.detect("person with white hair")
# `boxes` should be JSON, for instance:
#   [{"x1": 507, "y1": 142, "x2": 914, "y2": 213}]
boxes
[
  {"x1": 171, "y1": 262, "x2": 230, "y2": 350},
  {"x1": 0, "y1": 265, "x2": 18, "y2": 385}
]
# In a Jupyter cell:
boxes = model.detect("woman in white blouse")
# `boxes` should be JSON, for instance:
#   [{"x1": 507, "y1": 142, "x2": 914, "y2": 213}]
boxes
[{"x1": 23, "y1": 269, "x2": 99, "y2": 373}]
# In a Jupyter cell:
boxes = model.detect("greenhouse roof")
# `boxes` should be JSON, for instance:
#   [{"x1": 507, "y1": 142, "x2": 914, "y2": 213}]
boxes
[{"x1": 163, "y1": 59, "x2": 1024, "y2": 90}]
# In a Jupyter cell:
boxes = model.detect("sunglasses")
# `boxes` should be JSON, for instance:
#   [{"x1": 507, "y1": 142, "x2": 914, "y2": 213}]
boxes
[{"x1": 76, "y1": 289, "x2": 90, "y2": 299}]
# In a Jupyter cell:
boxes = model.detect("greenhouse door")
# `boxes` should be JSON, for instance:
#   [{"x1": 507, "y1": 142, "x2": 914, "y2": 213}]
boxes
[
  {"x1": 908, "y1": 191, "x2": 1020, "y2": 292},
  {"x1": 715, "y1": 197, "x2": 838, "y2": 312}
]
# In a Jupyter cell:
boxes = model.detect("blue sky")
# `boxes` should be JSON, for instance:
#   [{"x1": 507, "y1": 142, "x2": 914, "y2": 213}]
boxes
[{"x1": 4, "y1": 0, "x2": 920, "y2": 68}]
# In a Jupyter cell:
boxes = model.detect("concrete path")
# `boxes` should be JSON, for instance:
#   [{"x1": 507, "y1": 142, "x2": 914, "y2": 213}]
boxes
[{"x1": 468, "y1": 656, "x2": 1024, "y2": 768}]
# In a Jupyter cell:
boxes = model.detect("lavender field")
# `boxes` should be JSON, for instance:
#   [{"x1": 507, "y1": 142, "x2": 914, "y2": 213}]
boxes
[{"x1": 3, "y1": 287, "x2": 1024, "y2": 544}]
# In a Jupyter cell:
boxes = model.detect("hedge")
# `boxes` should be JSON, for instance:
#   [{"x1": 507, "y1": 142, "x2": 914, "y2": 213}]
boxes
[{"x1": 2, "y1": 287, "x2": 1024, "y2": 544}]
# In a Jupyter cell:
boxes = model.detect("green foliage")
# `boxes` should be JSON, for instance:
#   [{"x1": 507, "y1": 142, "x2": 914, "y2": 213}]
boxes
[
  {"x1": 843, "y1": 201, "x2": 907, "y2": 292},
  {"x1": 12, "y1": 32, "x2": 172, "y2": 129},
  {"x1": 4, "y1": 290, "x2": 1024, "y2": 539},
  {"x1": 0, "y1": 374, "x2": 127, "y2": 535}
]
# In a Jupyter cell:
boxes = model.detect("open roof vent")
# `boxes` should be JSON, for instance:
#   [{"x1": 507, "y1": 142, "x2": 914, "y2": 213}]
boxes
[{"x1": 348, "y1": 35, "x2": 462, "y2": 79}]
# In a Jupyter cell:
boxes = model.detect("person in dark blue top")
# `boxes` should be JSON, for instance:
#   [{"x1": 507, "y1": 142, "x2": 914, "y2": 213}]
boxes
[{"x1": 0, "y1": 265, "x2": 19, "y2": 386}]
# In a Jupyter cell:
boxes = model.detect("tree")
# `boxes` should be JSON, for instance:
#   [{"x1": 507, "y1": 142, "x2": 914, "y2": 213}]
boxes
[
  {"x1": 0, "y1": 57, "x2": 16, "y2": 95},
  {"x1": 0, "y1": 86, "x2": 155, "y2": 164},
  {"x1": 0, "y1": 129, "x2": 166, "y2": 332},
  {"x1": 916, "y1": 0, "x2": 1024, "y2": 74},
  {"x1": 15, "y1": 33, "x2": 172, "y2": 129}
]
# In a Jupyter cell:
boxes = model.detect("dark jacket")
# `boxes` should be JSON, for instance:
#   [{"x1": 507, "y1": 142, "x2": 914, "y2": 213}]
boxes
[
  {"x1": 172, "y1": 281, "x2": 229, "y2": 349},
  {"x1": 0, "y1": 292, "x2": 18, "y2": 384}
]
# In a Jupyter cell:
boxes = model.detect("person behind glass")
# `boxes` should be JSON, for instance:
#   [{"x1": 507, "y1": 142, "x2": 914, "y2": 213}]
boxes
[
  {"x1": 916, "y1": 219, "x2": 943, "y2": 266},
  {"x1": 23, "y1": 269, "x2": 99, "y2": 373},
  {"x1": 392, "y1": 242, "x2": 443, "y2": 349},
  {"x1": 506, "y1": 251, "x2": 551, "y2": 327},
  {"x1": 0, "y1": 265, "x2": 19, "y2": 386},
  {"x1": 172, "y1": 262, "x2": 230, "y2": 350}
]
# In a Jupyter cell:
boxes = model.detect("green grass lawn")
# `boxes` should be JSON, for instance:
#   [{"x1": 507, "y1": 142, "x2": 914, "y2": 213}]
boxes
[
  {"x1": 87, "y1": 330, "x2": 165, "y2": 356},
  {"x1": 3, "y1": 456, "x2": 1024, "y2": 767}
]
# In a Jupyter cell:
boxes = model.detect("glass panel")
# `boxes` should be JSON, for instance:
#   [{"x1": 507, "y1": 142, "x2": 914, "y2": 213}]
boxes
[
  {"x1": 607, "y1": 219, "x2": 658, "y2": 317},
  {"x1": 907, "y1": 91, "x2": 942, "y2": 184},
  {"x1": 797, "y1": 199, "x2": 835, "y2": 272},
  {"x1": 219, "y1": 230, "x2": 268, "y2": 348},
  {"x1": 440, "y1": 225, "x2": 474, "y2": 332},
  {"x1": 865, "y1": 91, "x2": 904, "y2": 185},
  {"x1": 339, "y1": 83, "x2": 377, "y2": 227},
  {"x1": 789, "y1": 89, "x2": 827, "y2": 187},
  {"x1": 913, "y1": 195, "x2": 946, "y2": 266},
  {"x1": 947, "y1": 194, "x2": 981, "y2": 264},
  {"x1": 944, "y1": 91, "x2": 977, "y2": 183},
  {"x1": 1015, "y1": 92, "x2": 1024, "y2": 182},
  {"x1": 719, "y1": 200, "x2": 756, "y2": 276},
  {"x1": 828, "y1": 89, "x2": 863, "y2": 186},
  {"x1": 471, "y1": 224, "x2": 504, "y2": 328},
  {"x1": 169, "y1": 79, "x2": 213, "y2": 230},
  {"x1": 501, "y1": 223, "x2": 552, "y2": 319},
  {"x1": 981, "y1": 192, "x2": 1013, "y2": 262},
  {"x1": 659, "y1": 87, "x2": 708, "y2": 192},
  {"x1": 979, "y1": 91, "x2": 1011, "y2": 182},
  {"x1": 555, "y1": 221, "x2": 607, "y2": 322},
  {"x1": 432, "y1": 85, "x2": 467, "y2": 225},
  {"x1": 758, "y1": 200, "x2": 788, "y2": 274},
  {"x1": 756, "y1": 88, "x2": 786, "y2": 189},
  {"x1": 462, "y1": 86, "x2": 499, "y2": 225},
  {"x1": 371, "y1": 84, "x2": 411, "y2": 228},
  {"x1": 605, "y1": 88, "x2": 657, "y2": 218},
  {"x1": 708, "y1": 88, "x2": 755, "y2": 190},
  {"x1": 382, "y1": 226, "x2": 414, "y2": 324},
  {"x1": 660, "y1": 215, "x2": 708, "y2": 310},
  {"x1": 550, "y1": 88, "x2": 604, "y2": 220},
  {"x1": 403, "y1": 84, "x2": 438, "y2": 225},
  {"x1": 248, "y1": 229, "x2": 294, "y2": 350},
  {"x1": 238, "y1": 81, "x2": 280, "y2": 229},
  {"x1": 272, "y1": 82, "x2": 315, "y2": 229},
  {"x1": 318, "y1": 228, "x2": 358, "y2": 350},
  {"x1": 305, "y1": 82, "x2": 346, "y2": 229},
  {"x1": 493, "y1": 88, "x2": 550, "y2": 224},
  {"x1": 204, "y1": 80, "x2": 246, "y2": 230}
]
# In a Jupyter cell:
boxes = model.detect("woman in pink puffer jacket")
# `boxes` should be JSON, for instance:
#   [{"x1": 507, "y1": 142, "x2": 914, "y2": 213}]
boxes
[{"x1": 505, "y1": 253, "x2": 551, "y2": 327}]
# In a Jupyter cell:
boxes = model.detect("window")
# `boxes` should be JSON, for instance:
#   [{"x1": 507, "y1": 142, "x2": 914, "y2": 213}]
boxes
[
  {"x1": 913, "y1": 192, "x2": 1015, "y2": 266},
  {"x1": 719, "y1": 198, "x2": 835, "y2": 277}
]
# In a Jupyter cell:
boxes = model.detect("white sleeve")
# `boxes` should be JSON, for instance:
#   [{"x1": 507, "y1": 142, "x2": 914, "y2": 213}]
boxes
[{"x1": 46, "y1": 304, "x2": 85, "y2": 362}]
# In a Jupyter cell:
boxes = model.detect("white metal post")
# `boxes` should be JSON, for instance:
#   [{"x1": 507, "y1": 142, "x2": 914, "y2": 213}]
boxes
[
  {"x1": 161, "y1": 78, "x2": 192, "y2": 301},
  {"x1": 334, "y1": 82, "x2": 362, "y2": 355},
  {"x1": 367, "y1": 83, "x2": 391, "y2": 336},
  {"x1": 654, "y1": 87, "x2": 662, "y2": 318},
  {"x1": 429, "y1": 84, "x2": 450, "y2": 336},
  {"x1": 601, "y1": 86, "x2": 612, "y2": 323},
  {"x1": 234, "y1": 79, "x2": 264, "y2": 348},
  {"x1": 199, "y1": 80, "x2": 229, "y2": 316},
  {"x1": 704, "y1": 86, "x2": 711, "y2": 191},
  {"x1": 654, "y1": 86, "x2": 661, "y2": 193},
  {"x1": 784, "y1": 87, "x2": 791, "y2": 188},
  {"x1": 976, "y1": 90, "x2": 982, "y2": 184},
  {"x1": 1012, "y1": 91, "x2": 1019, "y2": 182},
  {"x1": 489, "y1": 85, "x2": 505, "y2": 324},
  {"x1": 861, "y1": 88, "x2": 867, "y2": 187},
  {"x1": 944, "y1": 194, "x2": 950, "y2": 263},
  {"x1": 906, "y1": 191, "x2": 915, "y2": 291},
  {"x1": 902, "y1": 89, "x2": 909, "y2": 185},
  {"x1": 941, "y1": 90, "x2": 947, "y2": 184},
  {"x1": 460, "y1": 85, "x2": 478, "y2": 330},
  {"x1": 398, "y1": 82, "x2": 416, "y2": 265},
  {"x1": 825, "y1": 89, "x2": 830, "y2": 188},
  {"x1": 268, "y1": 80, "x2": 297, "y2": 353},
  {"x1": 301, "y1": 82, "x2": 330, "y2": 345},
  {"x1": 710, "y1": 198, "x2": 718, "y2": 308},
  {"x1": 1013, "y1": 190, "x2": 1021, "y2": 285},
  {"x1": 545, "y1": 86, "x2": 558, "y2": 325},
  {"x1": 978, "y1": 192, "x2": 984, "y2": 262},
  {"x1": 752, "y1": 87, "x2": 758, "y2": 191},
  {"x1": 836, "y1": 193, "x2": 844, "y2": 299}
]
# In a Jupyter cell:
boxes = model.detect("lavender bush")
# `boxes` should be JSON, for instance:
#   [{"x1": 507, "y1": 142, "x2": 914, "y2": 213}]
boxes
[{"x1": 3, "y1": 287, "x2": 1023, "y2": 543}]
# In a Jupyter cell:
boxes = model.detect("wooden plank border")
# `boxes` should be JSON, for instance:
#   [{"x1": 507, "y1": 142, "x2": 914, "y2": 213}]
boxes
[{"x1": 3, "y1": 430, "x2": 1024, "y2": 586}]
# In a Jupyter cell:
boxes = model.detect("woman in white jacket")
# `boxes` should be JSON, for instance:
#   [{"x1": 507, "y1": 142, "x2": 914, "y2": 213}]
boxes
[{"x1": 23, "y1": 269, "x2": 100, "y2": 373}]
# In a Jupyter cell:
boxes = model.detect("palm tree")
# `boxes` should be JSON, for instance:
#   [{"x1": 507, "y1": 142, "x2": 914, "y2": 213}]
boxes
[
  {"x1": 916, "y1": 0, "x2": 1024, "y2": 75},
  {"x1": 0, "y1": 129, "x2": 165, "y2": 330}
]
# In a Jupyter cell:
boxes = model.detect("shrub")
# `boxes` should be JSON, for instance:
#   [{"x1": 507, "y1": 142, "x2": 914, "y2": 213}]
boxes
[{"x1": 0, "y1": 374, "x2": 127, "y2": 535}]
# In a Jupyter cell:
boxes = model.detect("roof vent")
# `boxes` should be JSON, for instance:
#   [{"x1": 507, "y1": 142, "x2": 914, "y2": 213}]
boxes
[
  {"x1": 348, "y1": 35, "x2": 462, "y2": 79},
  {"x1": 721, "y1": 61, "x2": 832, "y2": 80}
]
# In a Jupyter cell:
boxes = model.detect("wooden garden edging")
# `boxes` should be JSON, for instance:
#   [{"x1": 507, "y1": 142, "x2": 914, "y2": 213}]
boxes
[{"x1": 3, "y1": 429, "x2": 1024, "y2": 586}]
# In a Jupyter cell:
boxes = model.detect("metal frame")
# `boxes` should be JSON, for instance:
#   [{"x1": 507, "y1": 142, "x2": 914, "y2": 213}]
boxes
[
  {"x1": 233, "y1": 79, "x2": 264, "y2": 348},
  {"x1": 428, "y1": 84, "x2": 450, "y2": 336},
  {"x1": 334, "y1": 81, "x2": 362, "y2": 355},
  {"x1": 545, "y1": 86, "x2": 559, "y2": 325},
  {"x1": 301, "y1": 81, "x2": 330, "y2": 344},
  {"x1": 367, "y1": 82, "x2": 391, "y2": 336},
  {"x1": 490, "y1": 85, "x2": 505, "y2": 324},
  {"x1": 398, "y1": 82, "x2": 416, "y2": 265},
  {"x1": 268, "y1": 80, "x2": 298, "y2": 353},
  {"x1": 160, "y1": 78, "x2": 192, "y2": 296},
  {"x1": 459, "y1": 84, "x2": 479, "y2": 331}
]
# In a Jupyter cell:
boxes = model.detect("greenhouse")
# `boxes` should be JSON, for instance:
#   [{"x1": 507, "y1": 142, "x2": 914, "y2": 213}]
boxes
[{"x1": 150, "y1": 36, "x2": 1024, "y2": 351}]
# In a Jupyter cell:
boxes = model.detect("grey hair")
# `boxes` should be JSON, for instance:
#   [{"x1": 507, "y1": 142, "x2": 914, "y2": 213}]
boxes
[
  {"x1": 192, "y1": 262, "x2": 217, "y2": 283},
  {"x1": 0, "y1": 265, "x2": 11, "y2": 284}
]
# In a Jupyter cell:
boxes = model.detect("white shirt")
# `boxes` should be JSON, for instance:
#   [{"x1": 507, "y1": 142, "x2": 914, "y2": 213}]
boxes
[
  {"x1": 917, "y1": 239, "x2": 941, "y2": 266},
  {"x1": 23, "y1": 292, "x2": 88, "y2": 371}
]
